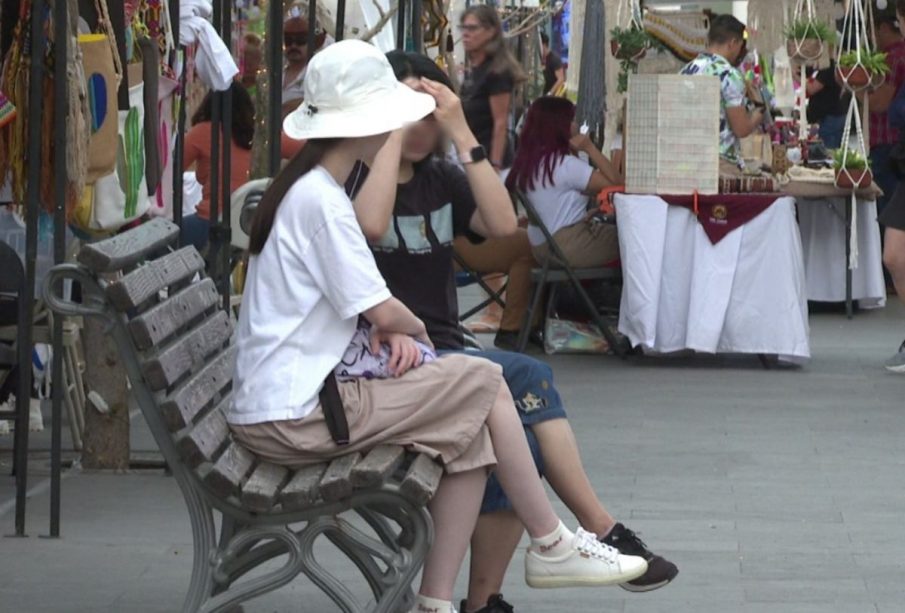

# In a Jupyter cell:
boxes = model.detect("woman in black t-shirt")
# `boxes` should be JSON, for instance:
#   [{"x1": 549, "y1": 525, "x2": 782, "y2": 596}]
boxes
[
  {"x1": 806, "y1": 60, "x2": 849, "y2": 149},
  {"x1": 458, "y1": 5, "x2": 527, "y2": 169}
]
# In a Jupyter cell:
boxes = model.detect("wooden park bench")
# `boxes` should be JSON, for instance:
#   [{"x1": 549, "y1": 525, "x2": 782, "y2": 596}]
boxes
[{"x1": 43, "y1": 218, "x2": 442, "y2": 613}]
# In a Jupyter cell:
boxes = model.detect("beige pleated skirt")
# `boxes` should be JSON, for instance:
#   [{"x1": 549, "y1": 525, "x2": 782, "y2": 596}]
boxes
[{"x1": 230, "y1": 354, "x2": 503, "y2": 474}]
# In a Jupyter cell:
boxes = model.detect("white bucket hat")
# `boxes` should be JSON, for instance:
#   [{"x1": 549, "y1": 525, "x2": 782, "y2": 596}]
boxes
[{"x1": 283, "y1": 40, "x2": 436, "y2": 140}]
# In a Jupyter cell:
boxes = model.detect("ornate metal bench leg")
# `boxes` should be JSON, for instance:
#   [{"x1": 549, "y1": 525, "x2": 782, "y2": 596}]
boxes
[
  {"x1": 201, "y1": 526, "x2": 305, "y2": 613},
  {"x1": 181, "y1": 490, "x2": 218, "y2": 613}
]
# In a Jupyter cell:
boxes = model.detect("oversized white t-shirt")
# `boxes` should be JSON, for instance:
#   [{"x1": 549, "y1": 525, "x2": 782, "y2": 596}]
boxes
[
  {"x1": 228, "y1": 166, "x2": 391, "y2": 425},
  {"x1": 512, "y1": 155, "x2": 594, "y2": 247}
]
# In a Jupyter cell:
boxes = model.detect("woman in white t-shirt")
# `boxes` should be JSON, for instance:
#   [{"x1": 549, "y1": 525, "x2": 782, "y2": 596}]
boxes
[
  {"x1": 505, "y1": 97, "x2": 624, "y2": 268},
  {"x1": 229, "y1": 41, "x2": 646, "y2": 613}
]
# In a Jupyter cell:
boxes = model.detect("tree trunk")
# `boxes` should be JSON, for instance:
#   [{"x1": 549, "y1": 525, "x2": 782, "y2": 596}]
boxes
[{"x1": 80, "y1": 314, "x2": 130, "y2": 470}]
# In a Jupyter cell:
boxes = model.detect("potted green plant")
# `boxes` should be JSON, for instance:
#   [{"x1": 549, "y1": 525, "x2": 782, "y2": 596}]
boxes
[
  {"x1": 785, "y1": 19, "x2": 835, "y2": 62},
  {"x1": 837, "y1": 50, "x2": 890, "y2": 88},
  {"x1": 834, "y1": 148, "x2": 872, "y2": 189},
  {"x1": 610, "y1": 25, "x2": 651, "y2": 61}
]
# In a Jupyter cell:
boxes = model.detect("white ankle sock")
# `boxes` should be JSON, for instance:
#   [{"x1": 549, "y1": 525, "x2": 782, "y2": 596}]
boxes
[
  {"x1": 413, "y1": 594, "x2": 454, "y2": 613},
  {"x1": 530, "y1": 520, "x2": 574, "y2": 557}
]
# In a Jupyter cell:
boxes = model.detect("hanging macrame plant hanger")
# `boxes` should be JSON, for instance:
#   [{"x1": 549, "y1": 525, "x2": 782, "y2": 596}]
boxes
[
  {"x1": 836, "y1": 0, "x2": 881, "y2": 93},
  {"x1": 834, "y1": 94, "x2": 871, "y2": 270},
  {"x1": 612, "y1": 0, "x2": 648, "y2": 61},
  {"x1": 787, "y1": 0, "x2": 825, "y2": 63}
]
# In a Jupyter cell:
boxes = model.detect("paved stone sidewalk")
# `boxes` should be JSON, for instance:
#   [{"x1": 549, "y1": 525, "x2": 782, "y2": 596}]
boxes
[{"x1": 2, "y1": 304, "x2": 904, "y2": 612}]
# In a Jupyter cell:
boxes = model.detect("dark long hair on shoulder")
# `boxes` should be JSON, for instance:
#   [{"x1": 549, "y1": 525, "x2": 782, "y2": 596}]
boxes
[
  {"x1": 247, "y1": 139, "x2": 340, "y2": 254},
  {"x1": 461, "y1": 5, "x2": 527, "y2": 84},
  {"x1": 191, "y1": 81, "x2": 256, "y2": 150},
  {"x1": 505, "y1": 97, "x2": 575, "y2": 193}
]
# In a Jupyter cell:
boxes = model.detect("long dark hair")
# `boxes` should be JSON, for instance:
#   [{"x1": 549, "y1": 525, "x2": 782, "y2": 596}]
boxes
[
  {"x1": 461, "y1": 5, "x2": 527, "y2": 84},
  {"x1": 247, "y1": 139, "x2": 340, "y2": 254},
  {"x1": 191, "y1": 82, "x2": 256, "y2": 150},
  {"x1": 505, "y1": 97, "x2": 575, "y2": 193}
]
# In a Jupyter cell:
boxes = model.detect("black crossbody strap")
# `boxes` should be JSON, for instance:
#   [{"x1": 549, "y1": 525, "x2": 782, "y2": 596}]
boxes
[{"x1": 319, "y1": 372, "x2": 350, "y2": 446}]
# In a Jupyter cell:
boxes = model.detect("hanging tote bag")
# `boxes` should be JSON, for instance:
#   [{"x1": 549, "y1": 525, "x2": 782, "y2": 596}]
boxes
[
  {"x1": 73, "y1": 80, "x2": 151, "y2": 233},
  {"x1": 79, "y1": 33, "x2": 120, "y2": 182}
]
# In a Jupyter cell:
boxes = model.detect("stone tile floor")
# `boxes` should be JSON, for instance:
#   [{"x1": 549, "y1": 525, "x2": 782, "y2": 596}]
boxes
[{"x1": 2, "y1": 302, "x2": 904, "y2": 612}]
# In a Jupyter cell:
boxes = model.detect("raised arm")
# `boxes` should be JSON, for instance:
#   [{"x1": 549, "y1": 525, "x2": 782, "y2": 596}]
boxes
[
  {"x1": 351, "y1": 131, "x2": 404, "y2": 242},
  {"x1": 421, "y1": 78, "x2": 516, "y2": 238}
]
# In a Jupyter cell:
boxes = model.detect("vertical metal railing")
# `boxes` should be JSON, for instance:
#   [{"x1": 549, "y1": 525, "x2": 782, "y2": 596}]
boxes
[
  {"x1": 48, "y1": 0, "x2": 69, "y2": 539},
  {"x1": 218, "y1": 0, "x2": 233, "y2": 308},
  {"x1": 411, "y1": 0, "x2": 423, "y2": 53},
  {"x1": 14, "y1": 0, "x2": 45, "y2": 539},
  {"x1": 267, "y1": 0, "x2": 283, "y2": 176},
  {"x1": 397, "y1": 0, "x2": 407, "y2": 49},
  {"x1": 335, "y1": 0, "x2": 347, "y2": 42}
]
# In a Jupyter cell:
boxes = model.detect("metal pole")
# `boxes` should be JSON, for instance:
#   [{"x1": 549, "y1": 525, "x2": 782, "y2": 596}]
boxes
[
  {"x1": 307, "y1": 0, "x2": 317, "y2": 63},
  {"x1": 219, "y1": 0, "x2": 233, "y2": 308},
  {"x1": 209, "y1": 0, "x2": 222, "y2": 276},
  {"x1": 335, "y1": 0, "x2": 346, "y2": 41},
  {"x1": 15, "y1": 0, "x2": 47, "y2": 538},
  {"x1": 171, "y1": 0, "x2": 185, "y2": 235},
  {"x1": 267, "y1": 0, "x2": 283, "y2": 176},
  {"x1": 411, "y1": 0, "x2": 423, "y2": 53},
  {"x1": 48, "y1": 0, "x2": 68, "y2": 539},
  {"x1": 397, "y1": 0, "x2": 407, "y2": 50}
]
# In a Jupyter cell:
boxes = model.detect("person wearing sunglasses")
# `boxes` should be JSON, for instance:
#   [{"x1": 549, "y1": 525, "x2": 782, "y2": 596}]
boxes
[{"x1": 282, "y1": 16, "x2": 328, "y2": 116}]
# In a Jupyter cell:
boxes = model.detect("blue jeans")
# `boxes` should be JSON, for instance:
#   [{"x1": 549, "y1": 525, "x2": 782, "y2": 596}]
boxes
[
  {"x1": 440, "y1": 349, "x2": 568, "y2": 514},
  {"x1": 818, "y1": 114, "x2": 845, "y2": 150},
  {"x1": 871, "y1": 144, "x2": 897, "y2": 216},
  {"x1": 180, "y1": 214, "x2": 210, "y2": 254}
]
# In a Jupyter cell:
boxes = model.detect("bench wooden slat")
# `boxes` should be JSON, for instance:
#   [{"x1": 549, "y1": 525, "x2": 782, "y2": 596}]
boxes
[
  {"x1": 129, "y1": 278, "x2": 221, "y2": 351},
  {"x1": 160, "y1": 347, "x2": 235, "y2": 431},
  {"x1": 400, "y1": 455, "x2": 443, "y2": 506},
  {"x1": 241, "y1": 462, "x2": 290, "y2": 513},
  {"x1": 107, "y1": 247, "x2": 206, "y2": 312},
  {"x1": 77, "y1": 218, "x2": 179, "y2": 273},
  {"x1": 178, "y1": 400, "x2": 230, "y2": 468},
  {"x1": 351, "y1": 446, "x2": 406, "y2": 489},
  {"x1": 143, "y1": 311, "x2": 233, "y2": 391},
  {"x1": 278, "y1": 464, "x2": 328, "y2": 510},
  {"x1": 204, "y1": 442, "x2": 256, "y2": 499},
  {"x1": 319, "y1": 453, "x2": 362, "y2": 502}
]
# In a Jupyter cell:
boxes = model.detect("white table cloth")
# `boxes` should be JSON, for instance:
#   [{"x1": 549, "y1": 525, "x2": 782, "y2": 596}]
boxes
[
  {"x1": 614, "y1": 194, "x2": 811, "y2": 362},
  {"x1": 796, "y1": 197, "x2": 886, "y2": 309}
]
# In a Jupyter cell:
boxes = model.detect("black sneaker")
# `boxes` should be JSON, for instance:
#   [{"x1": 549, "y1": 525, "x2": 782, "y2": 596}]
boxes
[
  {"x1": 601, "y1": 523, "x2": 678, "y2": 592},
  {"x1": 459, "y1": 593, "x2": 515, "y2": 613}
]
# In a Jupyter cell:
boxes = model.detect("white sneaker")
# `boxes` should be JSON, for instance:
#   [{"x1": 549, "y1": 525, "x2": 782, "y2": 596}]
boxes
[{"x1": 525, "y1": 527, "x2": 648, "y2": 588}]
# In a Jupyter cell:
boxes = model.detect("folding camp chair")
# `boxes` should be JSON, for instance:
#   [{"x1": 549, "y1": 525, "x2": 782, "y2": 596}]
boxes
[
  {"x1": 513, "y1": 191, "x2": 628, "y2": 357},
  {"x1": 453, "y1": 251, "x2": 508, "y2": 321}
]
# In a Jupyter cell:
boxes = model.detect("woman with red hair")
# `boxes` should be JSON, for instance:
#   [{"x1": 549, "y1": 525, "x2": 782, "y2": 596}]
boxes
[{"x1": 506, "y1": 97, "x2": 623, "y2": 267}]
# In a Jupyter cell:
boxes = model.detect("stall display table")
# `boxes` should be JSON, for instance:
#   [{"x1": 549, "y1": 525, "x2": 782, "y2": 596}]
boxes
[
  {"x1": 782, "y1": 179, "x2": 887, "y2": 316},
  {"x1": 614, "y1": 194, "x2": 811, "y2": 363},
  {"x1": 796, "y1": 197, "x2": 886, "y2": 312}
]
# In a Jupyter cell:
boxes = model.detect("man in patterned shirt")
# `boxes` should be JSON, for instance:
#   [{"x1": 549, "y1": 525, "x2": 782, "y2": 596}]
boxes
[{"x1": 680, "y1": 15, "x2": 764, "y2": 164}]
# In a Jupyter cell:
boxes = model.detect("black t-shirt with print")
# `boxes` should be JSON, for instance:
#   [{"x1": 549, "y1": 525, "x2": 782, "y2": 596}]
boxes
[
  {"x1": 543, "y1": 51, "x2": 563, "y2": 93},
  {"x1": 461, "y1": 61, "x2": 515, "y2": 161},
  {"x1": 346, "y1": 160, "x2": 482, "y2": 350}
]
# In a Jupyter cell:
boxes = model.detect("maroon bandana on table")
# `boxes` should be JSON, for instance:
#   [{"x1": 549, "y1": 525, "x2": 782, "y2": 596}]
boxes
[{"x1": 661, "y1": 194, "x2": 781, "y2": 244}]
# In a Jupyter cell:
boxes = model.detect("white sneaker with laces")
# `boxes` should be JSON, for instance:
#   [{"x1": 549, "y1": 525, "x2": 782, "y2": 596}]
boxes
[{"x1": 525, "y1": 527, "x2": 648, "y2": 588}]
